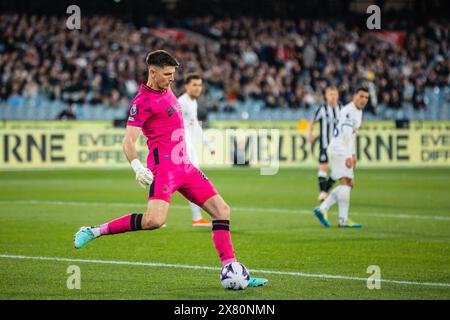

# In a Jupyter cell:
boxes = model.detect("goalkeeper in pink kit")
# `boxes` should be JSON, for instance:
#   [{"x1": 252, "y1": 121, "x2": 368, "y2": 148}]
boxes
[{"x1": 73, "y1": 50, "x2": 267, "y2": 288}]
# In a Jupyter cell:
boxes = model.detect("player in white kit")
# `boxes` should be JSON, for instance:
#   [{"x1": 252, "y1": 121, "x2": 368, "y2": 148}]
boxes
[
  {"x1": 178, "y1": 73, "x2": 216, "y2": 227},
  {"x1": 313, "y1": 87, "x2": 369, "y2": 228}
]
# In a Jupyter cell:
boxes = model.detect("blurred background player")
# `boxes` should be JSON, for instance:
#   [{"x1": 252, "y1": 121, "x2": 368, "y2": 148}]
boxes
[
  {"x1": 313, "y1": 87, "x2": 369, "y2": 228},
  {"x1": 178, "y1": 73, "x2": 216, "y2": 227},
  {"x1": 308, "y1": 87, "x2": 341, "y2": 202},
  {"x1": 73, "y1": 50, "x2": 267, "y2": 287}
]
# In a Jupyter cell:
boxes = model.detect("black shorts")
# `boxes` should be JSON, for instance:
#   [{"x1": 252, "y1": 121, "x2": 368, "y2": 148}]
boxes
[{"x1": 318, "y1": 148, "x2": 329, "y2": 164}]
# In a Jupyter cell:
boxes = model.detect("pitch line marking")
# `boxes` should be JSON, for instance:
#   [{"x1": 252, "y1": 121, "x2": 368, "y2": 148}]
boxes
[
  {"x1": 0, "y1": 254, "x2": 449, "y2": 288},
  {"x1": 0, "y1": 199, "x2": 449, "y2": 221}
]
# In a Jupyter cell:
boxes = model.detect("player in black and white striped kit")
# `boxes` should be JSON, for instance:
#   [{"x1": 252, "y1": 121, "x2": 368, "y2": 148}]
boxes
[{"x1": 307, "y1": 87, "x2": 341, "y2": 202}]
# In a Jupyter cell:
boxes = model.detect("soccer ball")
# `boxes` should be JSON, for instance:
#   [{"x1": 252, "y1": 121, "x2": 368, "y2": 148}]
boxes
[{"x1": 220, "y1": 262, "x2": 250, "y2": 290}]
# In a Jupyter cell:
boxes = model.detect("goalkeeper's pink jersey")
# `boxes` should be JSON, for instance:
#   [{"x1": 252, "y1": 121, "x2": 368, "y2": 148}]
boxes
[
  {"x1": 126, "y1": 83, "x2": 217, "y2": 205},
  {"x1": 127, "y1": 83, "x2": 189, "y2": 169}
]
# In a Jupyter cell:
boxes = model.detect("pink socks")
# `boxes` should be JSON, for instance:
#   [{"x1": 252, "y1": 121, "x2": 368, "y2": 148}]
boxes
[
  {"x1": 94, "y1": 214, "x2": 237, "y2": 266},
  {"x1": 212, "y1": 220, "x2": 237, "y2": 266},
  {"x1": 99, "y1": 213, "x2": 143, "y2": 235}
]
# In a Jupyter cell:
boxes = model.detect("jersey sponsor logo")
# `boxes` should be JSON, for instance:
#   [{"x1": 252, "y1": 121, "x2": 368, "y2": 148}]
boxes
[{"x1": 128, "y1": 116, "x2": 135, "y2": 121}]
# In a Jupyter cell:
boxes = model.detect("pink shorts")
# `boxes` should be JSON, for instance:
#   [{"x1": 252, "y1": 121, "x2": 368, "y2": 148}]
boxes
[{"x1": 147, "y1": 163, "x2": 218, "y2": 206}]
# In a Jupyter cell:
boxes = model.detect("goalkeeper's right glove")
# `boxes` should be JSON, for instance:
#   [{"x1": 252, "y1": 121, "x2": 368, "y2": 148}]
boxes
[{"x1": 130, "y1": 159, "x2": 153, "y2": 188}]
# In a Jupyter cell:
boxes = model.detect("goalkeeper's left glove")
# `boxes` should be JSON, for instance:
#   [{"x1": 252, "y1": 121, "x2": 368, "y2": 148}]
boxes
[{"x1": 130, "y1": 159, "x2": 153, "y2": 188}]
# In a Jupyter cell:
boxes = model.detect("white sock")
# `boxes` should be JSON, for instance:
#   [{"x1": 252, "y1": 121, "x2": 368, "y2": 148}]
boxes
[
  {"x1": 190, "y1": 202, "x2": 203, "y2": 220},
  {"x1": 338, "y1": 185, "x2": 351, "y2": 225},
  {"x1": 320, "y1": 186, "x2": 340, "y2": 212},
  {"x1": 318, "y1": 170, "x2": 327, "y2": 178}
]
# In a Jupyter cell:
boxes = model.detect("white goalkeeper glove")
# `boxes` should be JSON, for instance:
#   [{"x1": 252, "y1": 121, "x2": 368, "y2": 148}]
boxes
[{"x1": 130, "y1": 159, "x2": 153, "y2": 188}]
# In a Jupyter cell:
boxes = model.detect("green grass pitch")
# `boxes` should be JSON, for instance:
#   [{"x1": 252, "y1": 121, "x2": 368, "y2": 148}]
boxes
[{"x1": 0, "y1": 167, "x2": 449, "y2": 299}]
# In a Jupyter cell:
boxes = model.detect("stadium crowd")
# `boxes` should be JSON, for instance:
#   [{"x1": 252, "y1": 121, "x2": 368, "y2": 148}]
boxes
[{"x1": 1, "y1": 14, "x2": 449, "y2": 114}]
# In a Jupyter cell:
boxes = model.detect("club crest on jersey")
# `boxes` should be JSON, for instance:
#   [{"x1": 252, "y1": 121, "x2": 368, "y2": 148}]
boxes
[
  {"x1": 130, "y1": 104, "x2": 138, "y2": 116},
  {"x1": 165, "y1": 104, "x2": 181, "y2": 117}
]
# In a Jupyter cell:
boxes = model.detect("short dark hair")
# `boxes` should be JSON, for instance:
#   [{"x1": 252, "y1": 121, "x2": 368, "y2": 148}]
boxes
[
  {"x1": 184, "y1": 73, "x2": 202, "y2": 85},
  {"x1": 355, "y1": 86, "x2": 369, "y2": 94},
  {"x1": 145, "y1": 50, "x2": 179, "y2": 68}
]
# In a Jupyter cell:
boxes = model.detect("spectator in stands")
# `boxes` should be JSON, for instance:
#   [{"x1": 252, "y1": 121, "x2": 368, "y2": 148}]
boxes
[
  {"x1": 0, "y1": 14, "x2": 448, "y2": 115},
  {"x1": 6, "y1": 89, "x2": 24, "y2": 107},
  {"x1": 57, "y1": 104, "x2": 77, "y2": 120}
]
